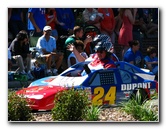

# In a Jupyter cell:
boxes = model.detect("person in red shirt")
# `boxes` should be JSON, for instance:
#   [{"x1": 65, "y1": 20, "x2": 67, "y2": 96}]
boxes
[
  {"x1": 98, "y1": 8, "x2": 116, "y2": 52},
  {"x1": 45, "y1": 8, "x2": 64, "y2": 40}
]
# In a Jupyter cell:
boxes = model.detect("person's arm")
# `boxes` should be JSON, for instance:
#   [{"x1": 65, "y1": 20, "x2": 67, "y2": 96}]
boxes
[
  {"x1": 67, "y1": 44, "x2": 86, "y2": 62},
  {"x1": 28, "y1": 11, "x2": 41, "y2": 32},
  {"x1": 126, "y1": 8, "x2": 137, "y2": 24},
  {"x1": 45, "y1": 14, "x2": 55, "y2": 25},
  {"x1": 83, "y1": 35, "x2": 92, "y2": 49}
]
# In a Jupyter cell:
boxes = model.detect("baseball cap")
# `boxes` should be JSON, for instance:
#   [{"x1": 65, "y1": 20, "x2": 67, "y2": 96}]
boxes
[{"x1": 43, "y1": 26, "x2": 52, "y2": 31}]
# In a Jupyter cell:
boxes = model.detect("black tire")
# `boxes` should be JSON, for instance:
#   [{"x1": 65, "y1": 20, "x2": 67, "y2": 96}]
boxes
[{"x1": 130, "y1": 88, "x2": 148, "y2": 104}]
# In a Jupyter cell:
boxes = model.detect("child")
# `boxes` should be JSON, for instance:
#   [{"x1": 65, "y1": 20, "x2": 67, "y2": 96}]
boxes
[
  {"x1": 144, "y1": 46, "x2": 158, "y2": 75},
  {"x1": 67, "y1": 40, "x2": 88, "y2": 67}
]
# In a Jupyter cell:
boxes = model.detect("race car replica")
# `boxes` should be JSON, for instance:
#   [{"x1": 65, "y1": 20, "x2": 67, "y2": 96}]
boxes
[{"x1": 16, "y1": 61, "x2": 158, "y2": 111}]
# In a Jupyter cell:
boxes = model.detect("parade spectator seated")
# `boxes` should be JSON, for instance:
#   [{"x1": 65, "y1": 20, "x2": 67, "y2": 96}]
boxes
[
  {"x1": 123, "y1": 40, "x2": 144, "y2": 68},
  {"x1": 36, "y1": 26, "x2": 64, "y2": 75},
  {"x1": 144, "y1": 46, "x2": 158, "y2": 75},
  {"x1": 9, "y1": 30, "x2": 34, "y2": 80},
  {"x1": 67, "y1": 40, "x2": 88, "y2": 67}
]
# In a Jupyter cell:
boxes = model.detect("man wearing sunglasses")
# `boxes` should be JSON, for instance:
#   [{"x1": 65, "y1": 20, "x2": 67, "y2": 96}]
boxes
[{"x1": 36, "y1": 26, "x2": 64, "y2": 75}]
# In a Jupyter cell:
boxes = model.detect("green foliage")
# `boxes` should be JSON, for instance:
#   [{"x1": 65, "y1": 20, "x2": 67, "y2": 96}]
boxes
[
  {"x1": 51, "y1": 88, "x2": 90, "y2": 121},
  {"x1": 8, "y1": 90, "x2": 34, "y2": 121},
  {"x1": 121, "y1": 92, "x2": 158, "y2": 121},
  {"x1": 130, "y1": 88, "x2": 148, "y2": 105},
  {"x1": 85, "y1": 104, "x2": 101, "y2": 121}
]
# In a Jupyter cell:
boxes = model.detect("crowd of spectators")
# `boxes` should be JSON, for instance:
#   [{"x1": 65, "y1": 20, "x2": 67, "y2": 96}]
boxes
[{"x1": 8, "y1": 8, "x2": 159, "y2": 80}]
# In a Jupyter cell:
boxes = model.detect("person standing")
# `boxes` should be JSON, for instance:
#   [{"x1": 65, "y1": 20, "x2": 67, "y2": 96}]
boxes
[
  {"x1": 28, "y1": 8, "x2": 46, "y2": 47},
  {"x1": 98, "y1": 8, "x2": 116, "y2": 53},
  {"x1": 45, "y1": 8, "x2": 65, "y2": 40},
  {"x1": 55, "y1": 8, "x2": 75, "y2": 36},
  {"x1": 8, "y1": 8, "x2": 27, "y2": 40},
  {"x1": 118, "y1": 8, "x2": 137, "y2": 60}
]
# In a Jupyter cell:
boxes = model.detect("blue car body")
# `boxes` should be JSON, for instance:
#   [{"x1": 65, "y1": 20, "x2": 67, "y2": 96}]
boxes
[{"x1": 29, "y1": 61, "x2": 158, "y2": 106}]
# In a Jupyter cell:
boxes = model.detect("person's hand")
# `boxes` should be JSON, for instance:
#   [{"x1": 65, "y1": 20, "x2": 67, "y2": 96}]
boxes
[
  {"x1": 67, "y1": 44, "x2": 75, "y2": 52},
  {"x1": 85, "y1": 35, "x2": 92, "y2": 43},
  {"x1": 36, "y1": 27, "x2": 41, "y2": 33}
]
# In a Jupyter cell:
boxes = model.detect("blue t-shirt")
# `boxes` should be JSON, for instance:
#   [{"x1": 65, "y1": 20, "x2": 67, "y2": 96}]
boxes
[
  {"x1": 144, "y1": 56, "x2": 158, "y2": 68},
  {"x1": 36, "y1": 35, "x2": 56, "y2": 55},
  {"x1": 28, "y1": 8, "x2": 46, "y2": 31},
  {"x1": 55, "y1": 8, "x2": 75, "y2": 30},
  {"x1": 124, "y1": 48, "x2": 143, "y2": 67}
]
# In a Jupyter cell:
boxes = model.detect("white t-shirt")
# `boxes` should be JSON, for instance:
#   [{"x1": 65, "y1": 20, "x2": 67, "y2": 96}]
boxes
[{"x1": 67, "y1": 52, "x2": 88, "y2": 67}]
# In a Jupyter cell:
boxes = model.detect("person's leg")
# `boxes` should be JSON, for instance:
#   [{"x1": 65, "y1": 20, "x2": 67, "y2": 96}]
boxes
[
  {"x1": 45, "y1": 54, "x2": 52, "y2": 70},
  {"x1": 13, "y1": 55, "x2": 25, "y2": 73},
  {"x1": 53, "y1": 53, "x2": 64, "y2": 70},
  {"x1": 36, "y1": 54, "x2": 52, "y2": 75},
  {"x1": 25, "y1": 56, "x2": 32, "y2": 72},
  {"x1": 8, "y1": 59, "x2": 12, "y2": 71},
  {"x1": 25, "y1": 56, "x2": 34, "y2": 80}
]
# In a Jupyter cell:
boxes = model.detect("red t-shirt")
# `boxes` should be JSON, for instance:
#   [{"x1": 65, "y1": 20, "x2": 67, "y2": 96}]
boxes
[
  {"x1": 98, "y1": 8, "x2": 115, "y2": 32},
  {"x1": 45, "y1": 10, "x2": 57, "y2": 30}
]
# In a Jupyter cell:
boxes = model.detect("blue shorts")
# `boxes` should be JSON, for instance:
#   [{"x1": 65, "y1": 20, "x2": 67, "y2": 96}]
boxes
[{"x1": 51, "y1": 29, "x2": 58, "y2": 37}]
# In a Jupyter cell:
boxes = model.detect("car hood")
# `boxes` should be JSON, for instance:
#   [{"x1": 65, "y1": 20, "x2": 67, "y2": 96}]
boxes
[
  {"x1": 48, "y1": 75, "x2": 88, "y2": 87},
  {"x1": 16, "y1": 85, "x2": 66, "y2": 99},
  {"x1": 29, "y1": 76, "x2": 57, "y2": 87}
]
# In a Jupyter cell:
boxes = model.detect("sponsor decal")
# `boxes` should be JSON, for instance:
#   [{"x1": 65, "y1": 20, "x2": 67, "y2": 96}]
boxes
[{"x1": 121, "y1": 82, "x2": 151, "y2": 91}]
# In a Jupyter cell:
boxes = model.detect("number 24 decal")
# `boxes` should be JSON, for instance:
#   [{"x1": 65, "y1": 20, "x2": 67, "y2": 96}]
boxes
[{"x1": 92, "y1": 86, "x2": 116, "y2": 105}]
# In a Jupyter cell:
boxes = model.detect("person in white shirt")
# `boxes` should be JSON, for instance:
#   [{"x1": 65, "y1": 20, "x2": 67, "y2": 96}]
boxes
[
  {"x1": 36, "y1": 26, "x2": 64, "y2": 75},
  {"x1": 67, "y1": 40, "x2": 88, "y2": 67}
]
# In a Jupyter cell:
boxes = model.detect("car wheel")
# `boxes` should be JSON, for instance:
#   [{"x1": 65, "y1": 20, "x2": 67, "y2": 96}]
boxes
[{"x1": 130, "y1": 88, "x2": 148, "y2": 104}]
